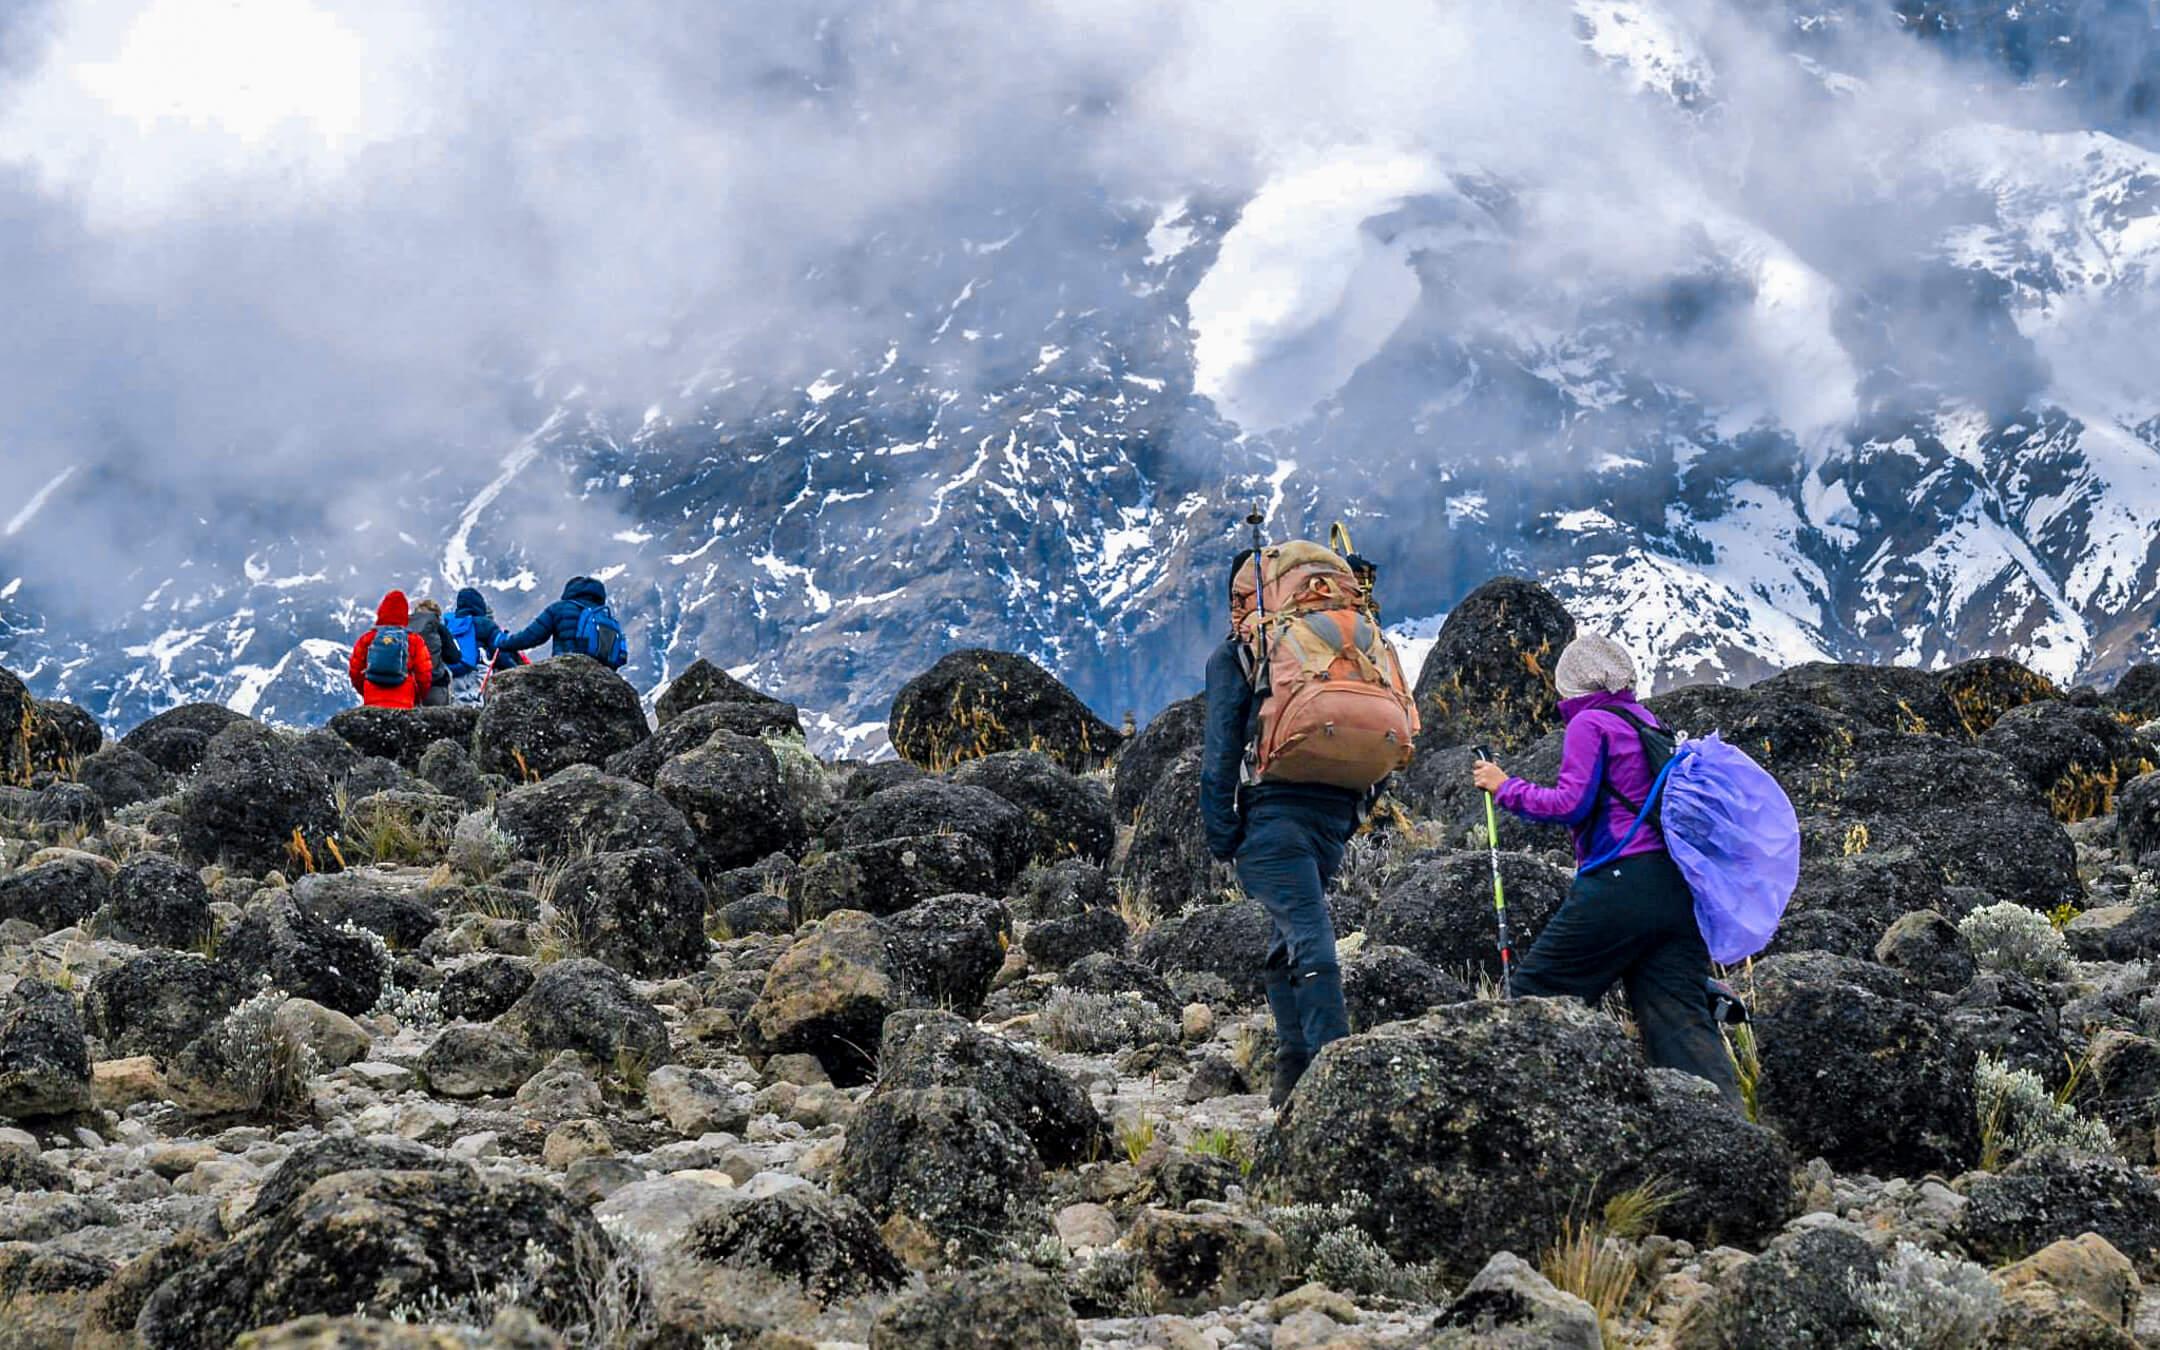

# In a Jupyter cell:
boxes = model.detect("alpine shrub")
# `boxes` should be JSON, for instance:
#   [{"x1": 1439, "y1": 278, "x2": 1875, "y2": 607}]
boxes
[
  {"x1": 1037, "y1": 990, "x2": 1175, "y2": 1053},
  {"x1": 1975, "y1": 1054, "x2": 2115, "y2": 1169},
  {"x1": 1958, "y1": 901, "x2": 2068, "y2": 980},
  {"x1": 1849, "y1": 1241, "x2": 2001, "y2": 1349}
]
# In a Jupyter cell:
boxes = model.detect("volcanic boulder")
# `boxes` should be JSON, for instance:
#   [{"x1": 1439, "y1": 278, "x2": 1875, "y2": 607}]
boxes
[
  {"x1": 1958, "y1": 1151, "x2": 2160, "y2": 1276},
  {"x1": 834, "y1": 1085, "x2": 1047, "y2": 1263},
  {"x1": 497, "y1": 959, "x2": 670, "y2": 1066},
  {"x1": 1410, "y1": 576, "x2": 1574, "y2": 756},
  {"x1": 94, "y1": 853, "x2": 215, "y2": 950},
  {"x1": 1752, "y1": 661, "x2": 1964, "y2": 739},
  {"x1": 1112, "y1": 694, "x2": 1206, "y2": 820},
  {"x1": 830, "y1": 778, "x2": 1031, "y2": 891},
  {"x1": 28, "y1": 698, "x2": 102, "y2": 774},
  {"x1": 547, "y1": 848, "x2": 711, "y2": 979},
  {"x1": 1981, "y1": 699, "x2": 2151, "y2": 822},
  {"x1": 1022, "y1": 908, "x2": 1129, "y2": 971},
  {"x1": 2110, "y1": 664, "x2": 2160, "y2": 723},
  {"x1": 952, "y1": 750, "x2": 1116, "y2": 865},
  {"x1": 135, "y1": 1168, "x2": 618, "y2": 1348},
  {"x1": 1367, "y1": 850, "x2": 1573, "y2": 978},
  {"x1": 1940, "y1": 655, "x2": 2062, "y2": 737},
  {"x1": 877, "y1": 1009, "x2": 1108, "y2": 1168},
  {"x1": 83, "y1": 952, "x2": 243, "y2": 1060},
  {"x1": 1343, "y1": 944, "x2": 1471, "y2": 1031},
  {"x1": 220, "y1": 895, "x2": 388, "y2": 1016},
  {"x1": 606, "y1": 699, "x2": 802, "y2": 785},
  {"x1": 176, "y1": 722, "x2": 338, "y2": 875},
  {"x1": 0, "y1": 855, "x2": 111, "y2": 935},
  {"x1": 476, "y1": 655, "x2": 649, "y2": 781},
  {"x1": 78, "y1": 746, "x2": 172, "y2": 811},
  {"x1": 0, "y1": 978, "x2": 92, "y2": 1120},
  {"x1": 1136, "y1": 899, "x2": 1276, "y2": 1001},
  {"x1": 326, "y1": 706, "x2": 480, "y2": 771},
  {"x1": 1122, "y1": 749, "x2": 1235, "y2": 919},
  {"x1": 656, "y1": 657, "x2": 791, "y2": 725},
  {"x1": 291, "y1": 871, "x2": 442, "y2": 951},
  {"x1": 871, "y1": 897, "x2": 1005, "y2": 1021},
  {"x1": 746, "y1": 911, "x2": 897, "y2": 1085},
  {"x1": 869, "y1": 1264, "x2": 1079, "y2": 1350},
  {"x1": 793, "y1": 834, "x2": 1003, "y2": 922},
  {"x1": 889, "y1": 648, "x2": 1120, "y2": 774},
  {"x1": 1747, "y1": 952, "x2": 1979, "y2": 1174},
  {"x1": 121, "y1": 702, "x2": 248, "y2": 776},
  {"x1": 489, "y1": 764, "x2": 699, "y2": 864},
  {"x1": 1254, "y1": 998, "x2": 1793, "y2": 1277},
  {"x1": 654, "y1": 731, "x2": 808, "y2": 872},
  {"x1": 681, "y1": 1186, "x2": 907, "y2": 1303}
]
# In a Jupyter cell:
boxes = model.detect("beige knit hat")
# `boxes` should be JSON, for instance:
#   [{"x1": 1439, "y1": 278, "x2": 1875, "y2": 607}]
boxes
[{"x1": 1554, "y1": 634, "x2": 1638, "y2": 700}]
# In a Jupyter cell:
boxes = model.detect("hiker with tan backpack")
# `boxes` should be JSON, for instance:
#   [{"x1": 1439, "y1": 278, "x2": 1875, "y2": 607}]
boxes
[{"x1": 1201, "y1": 525, "x2": 1421, "y2": 1105}]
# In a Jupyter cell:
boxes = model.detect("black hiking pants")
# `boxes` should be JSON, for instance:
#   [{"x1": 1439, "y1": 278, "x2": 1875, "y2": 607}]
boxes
[{"x1": 1513, "y1": 850, "x2": 1741, "y2": 1108}]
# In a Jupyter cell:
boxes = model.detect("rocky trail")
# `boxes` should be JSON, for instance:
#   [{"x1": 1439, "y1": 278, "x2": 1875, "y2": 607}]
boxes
[{"x1": 7, "y1": 577, "x2": 2160, "y2": 1346}]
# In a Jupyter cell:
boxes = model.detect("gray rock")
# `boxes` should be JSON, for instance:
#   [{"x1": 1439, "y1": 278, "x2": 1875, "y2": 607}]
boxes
[
  {"x1": 420, "y1": 1023, "x2": 542, "y2": 1098},
  {"x1": 497, "y1": 959, "x2": 669, "y2": 1066},
  {"x1": 1430, "y1": 1250, "x2": 1601, "y2": 1350}
]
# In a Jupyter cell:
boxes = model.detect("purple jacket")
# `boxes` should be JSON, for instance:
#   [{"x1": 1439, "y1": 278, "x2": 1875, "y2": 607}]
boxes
[{"x1": 1496, "y1": 690, "x2": 1667, "y2": 868}]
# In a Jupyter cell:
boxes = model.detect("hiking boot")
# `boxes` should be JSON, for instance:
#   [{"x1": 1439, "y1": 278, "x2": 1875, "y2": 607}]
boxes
[{"x1": 1270, "y1": 1047, "x2": 1312, "y2": 1108}]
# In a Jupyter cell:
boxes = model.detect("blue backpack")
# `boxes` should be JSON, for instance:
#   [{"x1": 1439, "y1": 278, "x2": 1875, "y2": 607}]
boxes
[
  {"x1": 571, "y1": 602, "x2": 628, "y2": 669},
  {"x1": 443, "y1": 613, "x2": 481, "y2": 673},
  {"x1": 362, "y1": 626, "x2": 411, "y2": 687},
  {"x1": 1582, "y1": 718, "x2": 1800, "y2": 965}
]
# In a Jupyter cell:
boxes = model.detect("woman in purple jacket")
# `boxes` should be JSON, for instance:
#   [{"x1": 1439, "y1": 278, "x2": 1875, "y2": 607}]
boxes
[{"x1": 1470, "y1": 634, "x2": 1740, "y2": 1105}]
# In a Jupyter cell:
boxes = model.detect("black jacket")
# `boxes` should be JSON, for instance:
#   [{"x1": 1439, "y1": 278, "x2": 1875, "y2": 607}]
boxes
[{"x1": 1199, "y1": 636, "x2": 1362, "y2": 860}]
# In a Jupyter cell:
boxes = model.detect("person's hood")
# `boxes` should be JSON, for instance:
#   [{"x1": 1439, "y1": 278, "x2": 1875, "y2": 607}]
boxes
[
  {"x1": 374, "y1": 590, "x2": 410, "y2": 626},
  {"x1": 562, "y1": 575, "x2": 606, "y2": 605},
  {"x1": 1556, "y1": 689, "x2": 1647, "y2": 723},
  {"x1": 454, "y1": 586, "x2": 490, "y2": 617}
]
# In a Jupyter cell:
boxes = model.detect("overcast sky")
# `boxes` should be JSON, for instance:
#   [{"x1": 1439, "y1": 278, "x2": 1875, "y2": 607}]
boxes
[{"x1": 0, "y1": 0, "x2": 2152, "y2": 625}]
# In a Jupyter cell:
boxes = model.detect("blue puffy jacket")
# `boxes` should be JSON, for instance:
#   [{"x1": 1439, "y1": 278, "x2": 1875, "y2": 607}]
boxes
[
  {"x1": 445, "y1": 586, "x2": 512, "y2": 676},
  {"x1": 496, "y1": 576, "x2": 613, "y2": 658}
]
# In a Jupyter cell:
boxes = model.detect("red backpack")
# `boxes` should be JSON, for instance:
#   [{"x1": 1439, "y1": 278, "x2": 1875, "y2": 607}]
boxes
[{"x1": 1233, "y1": 541, "x2": 1420, "y2": 790}]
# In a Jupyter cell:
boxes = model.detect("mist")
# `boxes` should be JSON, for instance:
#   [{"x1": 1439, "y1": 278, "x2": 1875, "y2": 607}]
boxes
[{"x1": 0, "y1": 0, "x2": 2155, "y2": 722}]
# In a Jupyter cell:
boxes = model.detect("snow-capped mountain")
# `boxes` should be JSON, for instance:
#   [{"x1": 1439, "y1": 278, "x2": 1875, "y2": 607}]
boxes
[{"x1": 6, "y1": 0, "x2": 2160, "y2": 751}]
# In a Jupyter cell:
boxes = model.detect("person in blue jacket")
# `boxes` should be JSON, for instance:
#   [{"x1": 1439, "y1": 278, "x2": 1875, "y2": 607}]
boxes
[
  {"x1": 1200, "y1": 550, "x2": 1363, "y2": 1107},
  {"x1": 494, "y1": 576, "x2": 627, "y2": 668},
  {"x1": 441, "y1": 587, "x2": 519, "y2": 701}
]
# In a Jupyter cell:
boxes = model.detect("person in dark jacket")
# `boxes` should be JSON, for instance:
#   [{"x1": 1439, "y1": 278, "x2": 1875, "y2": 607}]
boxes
[
  {"x1": 1201, "y1": 550, "x2": 1363, "y2": 1106},
  {"x1": 346, "y1": 590, "x2": 433, "y2": 710},
  {"x1": 409, "y1": 599, "x2": 453, "y2": 707},
  {"x1": 443, "y1": 586, "x2": 521, "y2": 702},
  {"x1": 1472, "y1": 633, "x2": 1741, "y2": 1106},
  {"x1": 495, "y1": 576, "x2": 616, "y2": 661}
]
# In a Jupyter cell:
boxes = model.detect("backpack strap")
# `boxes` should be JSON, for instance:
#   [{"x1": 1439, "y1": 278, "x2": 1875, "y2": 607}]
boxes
[
  {"x1": 1588, "y1": 708, "x2": 1662, "y2": 816},
  {"x1": 1578, "y1": 750, "x2": 1683, "y2": 875}
]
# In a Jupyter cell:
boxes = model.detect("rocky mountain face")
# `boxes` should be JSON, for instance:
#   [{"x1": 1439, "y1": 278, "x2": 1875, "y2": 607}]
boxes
[{"x1": 5, "y1": 0, "x2": 2160, "y2": 753}]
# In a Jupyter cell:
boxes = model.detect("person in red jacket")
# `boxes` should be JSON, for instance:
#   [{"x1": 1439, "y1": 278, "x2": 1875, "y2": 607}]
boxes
[{"x1": 347, "y1": 590, "x2": 434, "y2": 709}]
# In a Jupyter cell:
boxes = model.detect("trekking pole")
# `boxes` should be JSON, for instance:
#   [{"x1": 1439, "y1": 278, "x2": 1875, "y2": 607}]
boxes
[{"x1": 1475, "y1": 744, "x2": 1514, "y2": 999}]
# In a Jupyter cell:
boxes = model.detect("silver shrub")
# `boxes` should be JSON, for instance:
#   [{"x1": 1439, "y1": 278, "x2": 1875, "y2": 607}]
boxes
[
  {"x1": 1850, "y1": 1241, "x2": 2002, "y2": 1350},
  {"x1": 1957, "y1": 901, "x2": 2068, "y2": 980}
]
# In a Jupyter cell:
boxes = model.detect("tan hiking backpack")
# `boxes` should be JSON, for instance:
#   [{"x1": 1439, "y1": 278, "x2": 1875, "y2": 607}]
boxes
[{"x1": 1232, "y1": 540, "x2": 1420, "y2": 790}]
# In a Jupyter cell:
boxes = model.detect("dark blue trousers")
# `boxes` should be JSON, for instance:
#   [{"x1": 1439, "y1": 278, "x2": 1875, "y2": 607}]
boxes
[
  {"x1": 1514, "y1": 850, "x2": 1741, "y2": 1106},
  {"x1": 1236, "y1": 793, "x2": 1358, "y2": 1091}
]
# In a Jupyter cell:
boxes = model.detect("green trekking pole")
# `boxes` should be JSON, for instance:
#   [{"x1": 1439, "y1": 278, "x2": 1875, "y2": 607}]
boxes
[{"x1": 1475, "y1": 744, "x2": 1514, "y2": 998}]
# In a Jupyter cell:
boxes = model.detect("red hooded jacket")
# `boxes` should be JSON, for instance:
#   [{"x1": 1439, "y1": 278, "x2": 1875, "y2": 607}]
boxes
[{"x1": 348, "y1": 590, "x2": 434, "y2": 708}]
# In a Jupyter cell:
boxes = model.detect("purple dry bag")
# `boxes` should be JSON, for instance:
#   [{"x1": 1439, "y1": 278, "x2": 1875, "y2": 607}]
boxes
[{"x1": 1658, "y1": 734, "x2": 1799, "y2": 964}]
